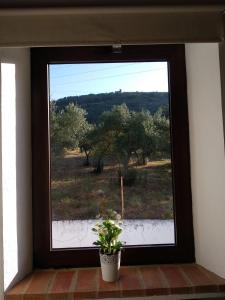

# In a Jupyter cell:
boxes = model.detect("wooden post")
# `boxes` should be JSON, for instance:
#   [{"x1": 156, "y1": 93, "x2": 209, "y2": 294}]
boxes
[{"x1": 120, "y1": 176, "x2": 124, "y2": 219}]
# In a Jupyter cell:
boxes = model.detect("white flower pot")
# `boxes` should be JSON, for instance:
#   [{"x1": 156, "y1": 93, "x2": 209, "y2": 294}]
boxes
[{"x1": 99, "y1": 251, "x2": 121, "y2": 282}]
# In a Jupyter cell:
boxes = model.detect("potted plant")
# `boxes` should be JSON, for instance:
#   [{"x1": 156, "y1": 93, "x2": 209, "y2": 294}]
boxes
[{"x1": 92, "y1": 210, "x2": 124, "y2": 282}]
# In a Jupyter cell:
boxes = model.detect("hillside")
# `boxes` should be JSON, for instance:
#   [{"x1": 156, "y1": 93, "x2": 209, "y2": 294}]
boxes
[{"x1": 54, "y1": 91, "x2": 169, "y2": 123}]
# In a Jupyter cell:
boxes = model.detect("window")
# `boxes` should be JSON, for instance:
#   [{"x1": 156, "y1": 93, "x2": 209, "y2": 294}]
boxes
[{"x1": 31, "y1": 45, "x2": 194, "y2": 268}]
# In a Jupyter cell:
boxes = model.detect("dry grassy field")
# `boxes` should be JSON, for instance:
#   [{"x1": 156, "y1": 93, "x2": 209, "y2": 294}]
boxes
[{"x1": 51, "y1": 150, "x2": 173, "y2": 221}]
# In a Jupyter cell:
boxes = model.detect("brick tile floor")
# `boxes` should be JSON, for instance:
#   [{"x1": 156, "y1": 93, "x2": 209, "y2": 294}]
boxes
[{"x1": 5, "y1": 264, "x2": 225, "y2": 300}]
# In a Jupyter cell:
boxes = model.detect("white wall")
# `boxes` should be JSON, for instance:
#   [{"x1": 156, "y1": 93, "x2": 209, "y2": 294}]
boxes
[
  {"x1": 0, "y1": 48, "x2": 32, "y2": 294},
  {"x1": 186, "y1": 43, "x2": 225, "y2": 278}
]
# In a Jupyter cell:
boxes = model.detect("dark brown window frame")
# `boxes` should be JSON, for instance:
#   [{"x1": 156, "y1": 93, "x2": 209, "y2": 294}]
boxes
[{"x1": 31, "y1": 44, "x2": 195, "y2": 268}]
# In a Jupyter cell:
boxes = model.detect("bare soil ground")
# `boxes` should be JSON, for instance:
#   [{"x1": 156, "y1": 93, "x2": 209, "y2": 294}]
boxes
[{"x1": 51, "y1": 150, "x2": 174, "y2": 220}]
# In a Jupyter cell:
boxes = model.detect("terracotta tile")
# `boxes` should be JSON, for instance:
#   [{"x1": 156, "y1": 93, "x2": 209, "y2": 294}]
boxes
[
  {"x1": 160, "y1": 266, "x2": 192, "y2": 294},
  {"x1": 197, "y1": 265, "x2": 225, "y2": 284},
  {"x1": 73, "y1": 291, "x2": 97, "y2": 299},
  {"x1": 196, "y1": 265, "x2": 225, "y2": 292},
  {"x1": 5, "y1": 273, "x2": 33, "y2": 297},
  {"x1": 98, "y1": 269, "x2": 121, "y2": 298},
  {"x1": 181, "y1": 264, "x2": 218, "y2": 293},
  {"x1": 23, "y1": 295, "x2": 46, "y2": 300},
  {"x1": 74, "y1": 269, "x2": 97, "y2": 299},
  {"x1": 48, "y1": 292, "x2": 73, "y2": 300},
  {"x1": 23, "y1": 270, "x2": 55, "y2": 300},
  {"x1": 120, "y1": 267, "x2": 145, "y2": 297},
  {"x1": 5, "y1": 264, "x2": 225, "y2": 300},
  {"x1": 140, "y1": 266, "x2": 169, "y2": 295},
  {"x1": 4, "y1": 295, "x2": 23, "y2": 300},
  {"x1": 50, "y1": 271, "x2": 74, "y2": 293}
]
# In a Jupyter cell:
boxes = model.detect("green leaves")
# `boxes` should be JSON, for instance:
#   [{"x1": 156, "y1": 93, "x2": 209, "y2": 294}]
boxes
[
  {"x1": 50, "y1": 102, "x2": 90, "y2": 155},
  {"x1": 92, "y1": 211, "x2": 124, "y2": 255},
  {"x1": 51, "y1": 101, "x2": 170, "y2": 176}
]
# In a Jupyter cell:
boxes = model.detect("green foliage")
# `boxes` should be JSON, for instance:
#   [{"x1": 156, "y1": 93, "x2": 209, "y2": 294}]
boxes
[
  {"x1": 152, "y1": 109, "x2": 170, "y2": 156},
  {"x1": 99, "y1": 105, "x2": 170, "y2": 182},
  {"x1": 92, "y1": 210, "x2": 124, "y2": 254},
  {"x1": 50, "y1": 101, "x2": 62, "y2": 155},
  {"x1": 79, "y1": 123, "x2": 95, "y2": 166},
  {"x1": 50, "y1": 102, "x2": 89, "y2": 155},
  {"x1": 54, "y1": 91, "x2": 169, "y2": 123},
  {"x1": 51, "y1": 96, "x2": 171, "y2": 181},
  {"x1": 93, "y1": 104, "x2": 131, "y2": 173}
]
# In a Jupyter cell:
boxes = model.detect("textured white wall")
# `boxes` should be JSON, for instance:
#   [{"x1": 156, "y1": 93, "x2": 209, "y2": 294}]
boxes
[
  {"x1": 186, "y1": 43, "x2": 225, "y2": 278},
  {"x1": 0, "y1": 48, "x2": 32, "y2": 294}
]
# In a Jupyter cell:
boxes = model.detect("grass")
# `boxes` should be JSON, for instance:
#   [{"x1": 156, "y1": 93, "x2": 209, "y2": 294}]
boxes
[{"x1": 51, "y1": 150, "x2": 174, "y2": 221}]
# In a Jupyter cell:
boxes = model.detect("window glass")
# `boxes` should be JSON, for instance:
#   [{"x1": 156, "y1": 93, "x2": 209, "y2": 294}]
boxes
[{"x1": 49, "y1": 62, "x2": 175, "y2": 248}]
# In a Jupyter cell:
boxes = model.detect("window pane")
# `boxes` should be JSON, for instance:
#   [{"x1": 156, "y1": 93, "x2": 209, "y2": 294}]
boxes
[{"x1": 49, "y1": 62, "x2": 175, "y2": 248}]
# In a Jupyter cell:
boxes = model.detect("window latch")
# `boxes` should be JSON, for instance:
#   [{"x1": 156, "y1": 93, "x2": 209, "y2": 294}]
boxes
[{"x1": 112, "y1": 44, "x2": 122, "y2": 54}]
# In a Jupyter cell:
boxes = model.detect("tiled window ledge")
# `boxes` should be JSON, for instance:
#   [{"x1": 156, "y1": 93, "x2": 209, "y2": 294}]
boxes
[{"x1": 5, "y1": 264, "x2": 225, "y2": 300}]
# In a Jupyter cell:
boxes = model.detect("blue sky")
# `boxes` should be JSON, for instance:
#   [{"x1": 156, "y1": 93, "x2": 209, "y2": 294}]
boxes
[{"x1": 49, "y1": 62, "x2": 168, "y2": 100}]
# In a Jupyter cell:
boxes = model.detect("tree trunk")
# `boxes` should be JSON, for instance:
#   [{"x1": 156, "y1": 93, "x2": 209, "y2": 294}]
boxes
[
  {"x1": 83, "y1": 151, "x2": 90, "y2": 166},
  {"x1": 94, "y1": 158, "x2": 104, "y2": 174},
  {"x1": 142, "y1": 154, "x2": 148, "y2": 165}
]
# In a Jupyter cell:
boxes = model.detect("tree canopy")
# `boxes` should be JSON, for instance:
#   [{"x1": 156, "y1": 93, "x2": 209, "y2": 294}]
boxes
[{"x1": 50, "y1": 100, "x2": 170, "y2": 183}]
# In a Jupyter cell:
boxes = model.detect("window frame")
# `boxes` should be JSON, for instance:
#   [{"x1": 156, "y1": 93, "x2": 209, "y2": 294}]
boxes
[{"x1": 31, "y1": 44, "x2": 195, "y2": 268}]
